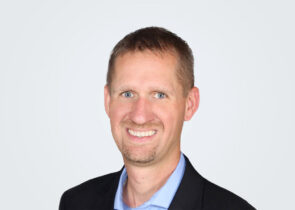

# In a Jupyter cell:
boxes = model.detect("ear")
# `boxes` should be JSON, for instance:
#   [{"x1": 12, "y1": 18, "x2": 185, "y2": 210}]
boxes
[
  {"x1": 184, "y1": 87, "x2": 200, "y2": 121},
  {"x1": 104, "y1": 85, "x2": 111, "y2": 118}
]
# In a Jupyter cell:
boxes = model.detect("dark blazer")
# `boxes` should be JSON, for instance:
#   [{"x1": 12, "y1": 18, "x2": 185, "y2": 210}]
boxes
[{"x1": 59, "y1": 156, "x2": 255, "y2": 210}]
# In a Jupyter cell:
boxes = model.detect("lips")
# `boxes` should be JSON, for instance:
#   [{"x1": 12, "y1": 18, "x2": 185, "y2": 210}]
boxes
[{"x1": 127, "y1": 129, "x2": 156, "y2": 138}]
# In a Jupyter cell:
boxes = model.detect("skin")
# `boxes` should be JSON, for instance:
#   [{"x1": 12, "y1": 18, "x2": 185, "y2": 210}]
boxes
[{"x1": 104, "y1": 50, "x2": 199, "y2": 207}]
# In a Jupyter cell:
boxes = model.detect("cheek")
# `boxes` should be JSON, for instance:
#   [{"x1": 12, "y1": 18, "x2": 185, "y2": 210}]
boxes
[
  {"x1": 155, "y1": 103, "x2": 185, "y2": 127},
  {"x1": 109, "y1": 102, "x2": 131, "y2": 125},
  {"x1": 109, "y1": 103, "x2": 131, "y2": 145}
]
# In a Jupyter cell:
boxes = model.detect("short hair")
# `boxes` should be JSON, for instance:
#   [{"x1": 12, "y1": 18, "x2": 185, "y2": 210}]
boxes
[{"x1": 107, "y1": 26, "x2": 194, "y2": 96}]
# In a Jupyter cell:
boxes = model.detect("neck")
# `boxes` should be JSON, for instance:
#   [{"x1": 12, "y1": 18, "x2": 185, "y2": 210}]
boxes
[{"x1": 123, "y1": 151, "x2": 181, "y2": 208}]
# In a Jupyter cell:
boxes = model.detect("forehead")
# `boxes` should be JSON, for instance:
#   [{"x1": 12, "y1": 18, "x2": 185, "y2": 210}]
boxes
[
  {"x1": 111, "y1": 50, "x2": 181, "y2": 92},
  {"x1": 115, "y1": 50, "x2": 178, "y2": 71}
]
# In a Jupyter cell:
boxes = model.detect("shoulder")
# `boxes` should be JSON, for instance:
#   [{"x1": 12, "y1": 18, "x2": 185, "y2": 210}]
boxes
[
  {"x1": 63, "y1": 171, "x2": 119, "y2": 197},
  {"x1": 180, "y1": 155, "x2": 255, "y2": 210},
  {"x1": 59, "y1": 171, "x2": 121, "y2": 210},
  {"x1": 202, "y1": 179, "x2": 255, "y2": 210}
]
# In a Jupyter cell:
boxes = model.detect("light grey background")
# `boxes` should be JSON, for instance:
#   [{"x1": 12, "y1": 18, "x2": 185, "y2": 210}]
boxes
[{"x1": 1, "y1": 0, "x2": 294, "y2": 209}]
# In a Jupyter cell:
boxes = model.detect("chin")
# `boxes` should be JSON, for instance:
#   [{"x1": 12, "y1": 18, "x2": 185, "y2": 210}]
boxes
[{"x1": 122, "y1": 148, "x2": 157, "y2": 165}]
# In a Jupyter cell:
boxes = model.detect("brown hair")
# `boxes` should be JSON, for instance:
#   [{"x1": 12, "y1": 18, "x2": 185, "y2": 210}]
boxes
[{"x1": 107, "y1": 26, "x2": 194, "y2": 96}]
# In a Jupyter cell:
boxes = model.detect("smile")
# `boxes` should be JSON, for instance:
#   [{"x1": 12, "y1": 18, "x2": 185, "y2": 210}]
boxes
[{"x1": 128, "y1": 129, "x2": 156, "y2": 138}]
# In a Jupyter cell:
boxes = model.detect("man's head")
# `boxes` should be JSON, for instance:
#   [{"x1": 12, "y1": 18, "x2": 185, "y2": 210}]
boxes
[
  {"x1": 104, "y1": 27, "x2": 199, "y2": 166},
  {"x1": 107, "y1": 27, "x2": 194, "y2": 96}
]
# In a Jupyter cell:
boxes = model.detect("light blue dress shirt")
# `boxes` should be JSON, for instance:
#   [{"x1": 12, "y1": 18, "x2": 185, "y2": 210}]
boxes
[{"x1": 114, "y1": 153, "x2": 186, "y2": 210}]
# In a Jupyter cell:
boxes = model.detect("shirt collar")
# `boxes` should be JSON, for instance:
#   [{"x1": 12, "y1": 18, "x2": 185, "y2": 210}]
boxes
[{"x1": 114, "y1": 153, "x2": 186, "y2": 209}]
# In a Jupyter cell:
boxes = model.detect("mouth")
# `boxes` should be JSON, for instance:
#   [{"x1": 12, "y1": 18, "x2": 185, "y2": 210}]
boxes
[{"x1": 127, "y1": 128, "x2": 157, "y2": 138}]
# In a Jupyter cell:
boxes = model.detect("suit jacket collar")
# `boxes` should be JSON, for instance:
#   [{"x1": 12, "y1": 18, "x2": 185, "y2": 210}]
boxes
[
  {"x1": 168, "y1": 155, "x2": 204, "y2": 210},
  {"x1": 95, "y1": 168, "x2": 123, "y2": 209}
]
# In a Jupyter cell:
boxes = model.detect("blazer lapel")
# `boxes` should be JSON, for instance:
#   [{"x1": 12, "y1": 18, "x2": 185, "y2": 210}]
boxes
[
  {"x1": 93, "y1": 169, "x2": 122, "y2": 210},
  {"x1": 169, "y1": 155, "x2": 204, "y2": 210}
]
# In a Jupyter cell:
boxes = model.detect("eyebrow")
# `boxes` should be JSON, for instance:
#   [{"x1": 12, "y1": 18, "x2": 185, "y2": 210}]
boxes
[
  {"x1": 149, "y1": 86, "x2": 175, "y2": 95},
  {"x1": 111, "y1": 86, "x2": 133, "y2": 94},
  {"x1": 113, "y1": 85, "x2": 175, "y2": 95}
]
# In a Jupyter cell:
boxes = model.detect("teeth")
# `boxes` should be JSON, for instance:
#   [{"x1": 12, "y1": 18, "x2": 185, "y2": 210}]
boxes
[{"x1": 128, "y1": 129, "x2": 156, "y2": 138}]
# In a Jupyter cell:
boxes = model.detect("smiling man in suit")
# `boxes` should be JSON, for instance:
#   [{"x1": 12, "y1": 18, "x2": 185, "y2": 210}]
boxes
[{"x1": 59, "y1": 27, "x2": 255, "y2": 210}]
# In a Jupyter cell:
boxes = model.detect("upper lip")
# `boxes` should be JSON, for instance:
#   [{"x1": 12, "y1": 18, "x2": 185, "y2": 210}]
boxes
[{"x1": 127, "y1": 128, "x2": 156, "y2": 132}]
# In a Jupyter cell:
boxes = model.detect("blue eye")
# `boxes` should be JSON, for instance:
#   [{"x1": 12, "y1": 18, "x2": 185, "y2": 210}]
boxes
[
  {"x1": 155, "y1": 92, "x2": 166, "y2": 99},
  {"x1": 122, "y1": 91, "x2": 133, "y2": 98}
]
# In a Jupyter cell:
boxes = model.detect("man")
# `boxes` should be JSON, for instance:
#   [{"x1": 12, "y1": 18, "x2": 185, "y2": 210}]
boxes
[{"x1": 59, "y1": 27, "x2": 255, "y2": 210}]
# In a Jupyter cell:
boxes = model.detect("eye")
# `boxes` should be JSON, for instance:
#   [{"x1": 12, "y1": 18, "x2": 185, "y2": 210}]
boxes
[
  {"x1": 122, "y1": 91, "x2": 134, "y2": 98},
  {"x1": 154, "y1": 92, "x2": 166, "y2": 99}
]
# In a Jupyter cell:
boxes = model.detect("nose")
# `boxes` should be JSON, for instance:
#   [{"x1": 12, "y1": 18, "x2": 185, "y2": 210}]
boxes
[{"x1": 129, "y1": 97, "x2": 153, "y2": 125}]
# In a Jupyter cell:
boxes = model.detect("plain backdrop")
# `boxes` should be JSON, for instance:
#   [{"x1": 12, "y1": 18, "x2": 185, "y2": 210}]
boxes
[{"x1": 1, "y1": 0, "x2": 294, "y2": 209}]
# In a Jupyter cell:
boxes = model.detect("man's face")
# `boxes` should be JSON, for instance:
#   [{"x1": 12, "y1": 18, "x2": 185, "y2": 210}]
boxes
[{"x1": 104, "y1": 50, "x2": 198, "y2": 166}]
